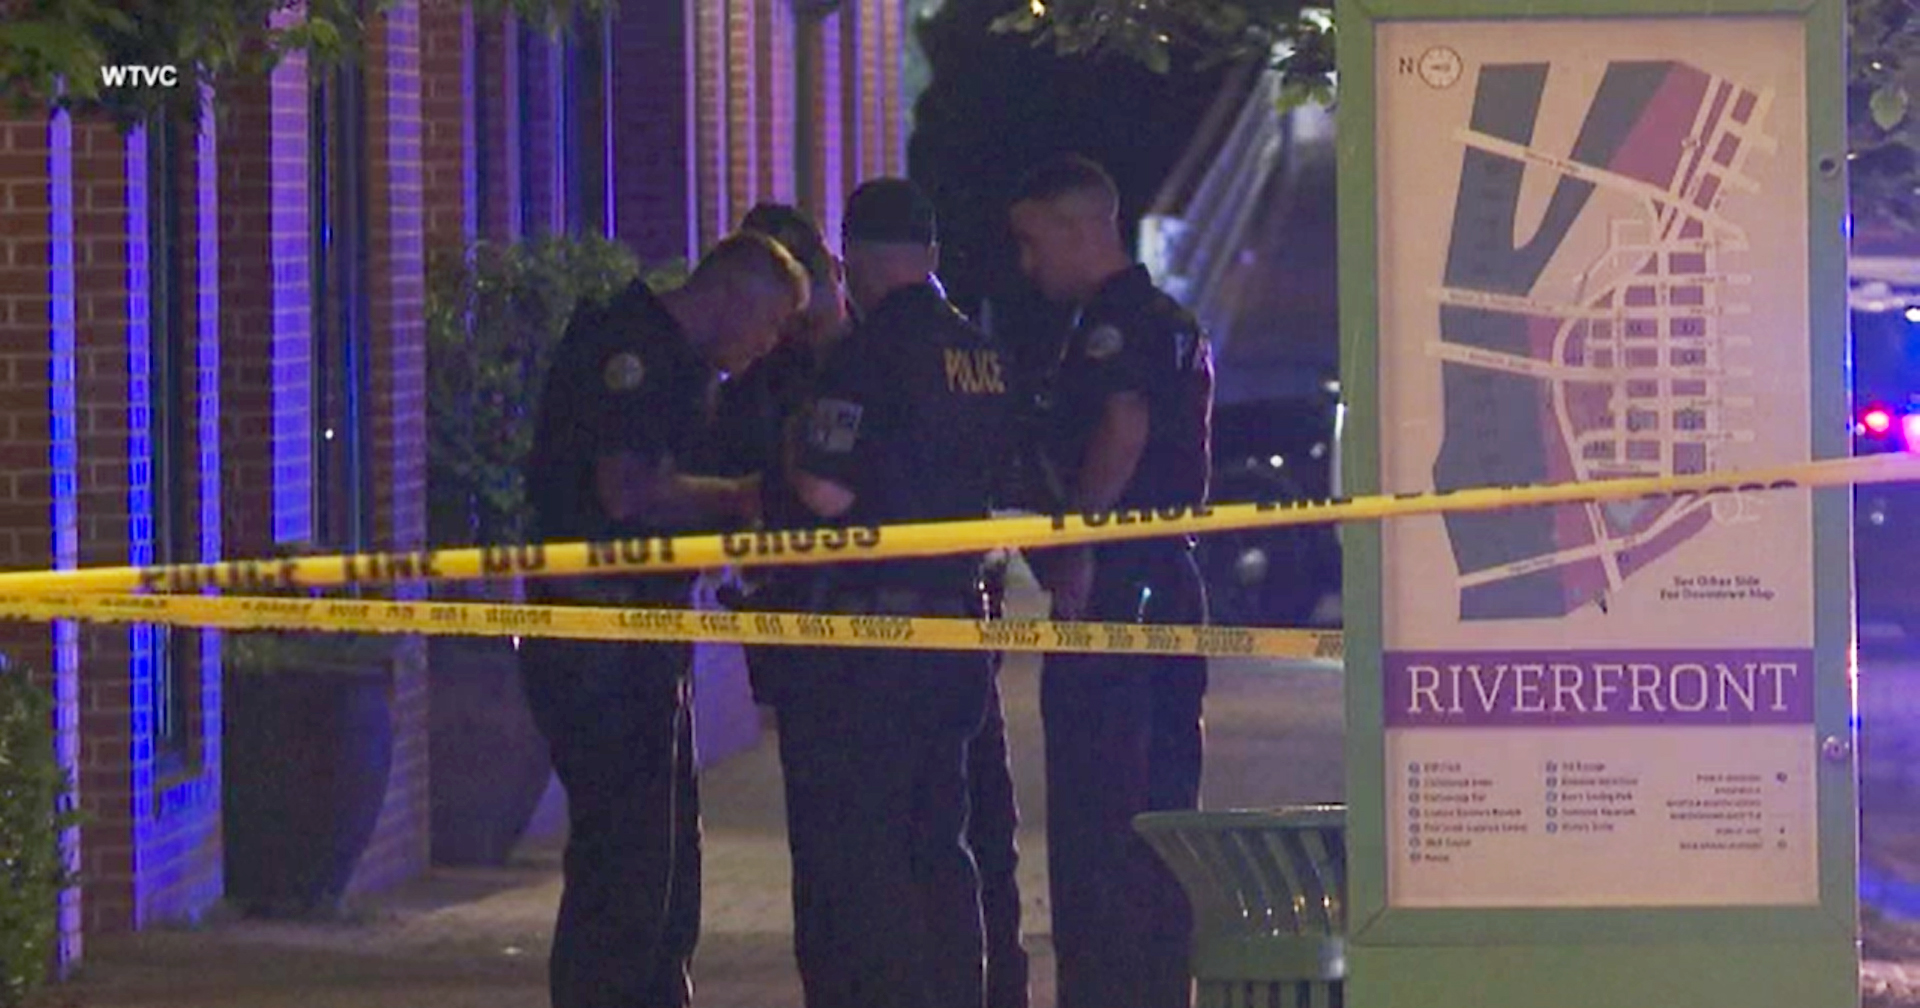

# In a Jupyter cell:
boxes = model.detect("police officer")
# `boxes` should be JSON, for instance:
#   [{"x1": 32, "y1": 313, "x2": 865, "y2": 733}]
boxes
[
  {"x1": 783, "y1": 178, "x2": 1013, "y2": 1008},
  {"x1": 719, "y1": 201, "x2": 1032, "y2": 1008},
  {"x1": 709, "y1": 204, "x2": 849, "y2": 709},
  {"x1": 1008, "y1": 153, "x2": 1215, "y2": 1008},
  {"x1": 520, "y1": 231, "x2": 809, "y2": 1008}
]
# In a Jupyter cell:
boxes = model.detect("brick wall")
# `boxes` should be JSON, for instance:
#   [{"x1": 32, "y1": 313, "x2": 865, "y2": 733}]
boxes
[
  {"x1": 725, "y1": 0, "x2": 758, "y2": 221},
  {"x1": 0, "y1": 117, "x2": 58, "y2": 677},
  {"x1": 801, "y1": 14, "x2": 845, "y2": 241},
  {"x1": 353, "y1": 0, "x2": 433, "y2": 897},
  {"x1": 522, "y1": 31, "x2": 562, "y2": 236},
  {"x1": 219, "y1": 47, "x2": 313, "y2": 555},
  {"x1": 420, "y1": 0, "x2": 470, "y2": 254},
  {"x1": 838, "y1": 9, "x2": 866, "y2": 195},
  {"x1": 757, "y1": 0, "x2": 796, "y2": 205},
  {"x1": 71, "y1": 117, "x2": 137, "y2": 936},
  {"x1": 879, "y1": 0, "x2": 904, "y2": 173},
  {"x1": 694, "y1": 0, "x2": 729, "y2": 248},
  {"x1": 476, "y1": 11, "x2": 522, "y2": 241},
  {"x1": 135, "y1": 95, "x2": 225, "y2": 929},
  {"x1": 0, "y1": 108, "x2": 77, "y2": 965},
  {"x1": 577, "y1": 14, "x2": 612, "y2": 238},
  {"x1": 610, "y1": 0, "x2": 695, "y2": 263}
]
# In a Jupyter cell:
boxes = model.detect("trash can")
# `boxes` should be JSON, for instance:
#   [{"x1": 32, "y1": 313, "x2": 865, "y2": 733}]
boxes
[{"x1": 1134, "y1": 805, "x2": 1348, "y2": 1008}]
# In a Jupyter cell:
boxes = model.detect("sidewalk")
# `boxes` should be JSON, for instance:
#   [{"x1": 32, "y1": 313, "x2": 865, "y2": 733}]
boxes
[
  {"x1": 30, "y1": 653, "x2": 1067, "y2": 1008},
  {"x1": 33, "y1": 638, "x2": 1920, "y2": 1007}
]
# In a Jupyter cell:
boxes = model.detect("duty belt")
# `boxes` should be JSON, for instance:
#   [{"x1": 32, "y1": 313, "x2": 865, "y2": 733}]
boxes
[{"x1": 822, "y1": 585, "x2": 974, "y2": 619}]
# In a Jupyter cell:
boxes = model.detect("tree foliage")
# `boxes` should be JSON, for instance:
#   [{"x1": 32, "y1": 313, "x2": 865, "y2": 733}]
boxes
[
  {"x1": 0, "y1": 658, "x2": 81, "y2": 1008},
  {"x1": 0, "y1": 0, "x2": 610, "y2": 131},
  {"x1": 997, "y1": 0, "x2": 1920, "y2": 229}
]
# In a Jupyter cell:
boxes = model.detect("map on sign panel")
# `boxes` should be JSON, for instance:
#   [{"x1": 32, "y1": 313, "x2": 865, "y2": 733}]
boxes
[{"x1": 1431, "y1": 61, "x2": 1776, "y2": 621}]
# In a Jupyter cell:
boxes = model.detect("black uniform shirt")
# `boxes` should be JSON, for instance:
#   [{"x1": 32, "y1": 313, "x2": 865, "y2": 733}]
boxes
[
  {"x1": 1046, "y1": 264, "x2": 1214, "y2": 516},
  {"x1": 525, "y1": 279, "x2": 717, "y2": 599},
  {"x1": 797, "y1": 282, "x2": 1013, "y2": 595},
  {"x1": 708, "y1": 337, "x2": 820, "y2": 529}
]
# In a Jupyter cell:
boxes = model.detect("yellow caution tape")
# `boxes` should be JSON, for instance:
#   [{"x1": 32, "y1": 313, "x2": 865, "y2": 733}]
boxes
[
  {"x1": 0, "y1": 592, "x2": 1347, "y2": 661},
  {"x1": 0, "y1": 453, "x2": 1911, "y2": 596}
]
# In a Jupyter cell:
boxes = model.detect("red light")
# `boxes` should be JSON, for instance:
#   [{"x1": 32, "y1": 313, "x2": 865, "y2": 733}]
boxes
[
  {"x1": 1864, "y1": 407, "x2": 1894, "y2": 435},
  {"x1": 1904, "y1": 413, "x2": 1920, "y2": 453}
]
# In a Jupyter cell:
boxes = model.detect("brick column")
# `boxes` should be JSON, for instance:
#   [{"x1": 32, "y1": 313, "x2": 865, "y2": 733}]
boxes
[
  {"x1": 476, "y1": 10, "x2": 522, "y2": 241},
  {"x1": 521, "y1": 30, "x2": 563, "y2": 236},
  {"x1": 356, "y1": 0, "x2": 432, "y2": 897},
  {"x1": 799, "y1": 13, "x2": 845, "y2": 241},
  {"x1": 725, "y1": 0, "x2": 759, "y2": 219},
  {"x1": 757, "y1": 0, "x2": 796, "y2": 204},
  {"x1": 839, "y1": 6, "x2": 867, "y2": 193},
  {"x1": 131, "y1": 95, "x2": 225, "y2": 930},
  {"x1": 694, "y1": 0, "x2": 730, "y2": 248},
  {"x1": 610, "y1": 0, "x2": 695, "y2": 262},
  {"x1": 879, "y1": 0, "x2": 904, "y2": 173},
  {"x1": 579, "y1": 11, "x2": 612, "y2": 238}
]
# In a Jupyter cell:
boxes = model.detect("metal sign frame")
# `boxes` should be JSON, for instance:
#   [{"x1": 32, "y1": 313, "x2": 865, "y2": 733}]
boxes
[{"x1": 1335, "y1": 0, "x2": 1855, "y2": 1002}]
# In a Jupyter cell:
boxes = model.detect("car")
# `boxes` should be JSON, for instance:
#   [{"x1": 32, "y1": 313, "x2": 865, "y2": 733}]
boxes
[
  {"x1": 1851, "y1": 305, "x2": 1920, "y2": 641},
  {"x1": 1197, "y1": 383, "x2": 1345, "y2": 629}
]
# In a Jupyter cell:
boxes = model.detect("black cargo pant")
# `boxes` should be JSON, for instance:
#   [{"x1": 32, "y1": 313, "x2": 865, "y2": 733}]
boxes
[
  {"x1": 1042, "y1": 549, "x2": 1207, "y2": 1008},
  {"x1": 777, "y1": 628, "x2": 994, "y2": 1008},
  {"x1": 519, "y1": 636, "x2": 700, "y2": 1008},
  {"x1": 971, "y1": 666, "x2": 1030, "y2": 1008},
  {"x1": 752, "y1": 580, "x2": 1029, "y2": 1008}
]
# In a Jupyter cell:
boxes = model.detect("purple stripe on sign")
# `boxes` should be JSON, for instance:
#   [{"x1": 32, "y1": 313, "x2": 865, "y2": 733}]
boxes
[{"x1": 1384, "y1": 650, "x2": 1815, "y2": 727}]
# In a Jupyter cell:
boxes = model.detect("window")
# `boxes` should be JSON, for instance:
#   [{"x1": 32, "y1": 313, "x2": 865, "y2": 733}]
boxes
[
  {"x1": 517, "y1": 25, "x2": 539, "y2": 231},
  {"x1": 145, "y1": 112, "x2": 200, "y2": 769},
  {"x1": 564, "y1": 12, "x2": 606, "y2": 237},
  {"x1": 311, "y1": 59, "x2": 374, "y2": 552}
]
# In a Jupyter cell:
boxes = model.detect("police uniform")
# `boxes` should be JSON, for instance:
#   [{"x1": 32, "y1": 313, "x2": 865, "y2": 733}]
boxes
[
  {"x1": 782, "y1": 184, "x2": 1013, "y2": 1008},
  {"x1": 1037, "y1": 263, "x2": 1213, "y2": 1008},
  {"x1": 718, "y1": 283, "x2": 1033, "y2": 1008},
  {"x1": 971, "y1": 553, "x2": 1032, "y2": 1008},
  {"x1": 520, "y1": 277, "x2": 718, "y2": 1008},
  {"x1": 708, "y1": 335, "x2": 824, "y2": 707}
]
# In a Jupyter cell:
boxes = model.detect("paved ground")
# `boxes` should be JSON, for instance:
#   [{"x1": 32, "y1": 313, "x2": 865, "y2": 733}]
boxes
[{"x1": 29, "y1": 605, "x2": 1920, "y2": 1007}]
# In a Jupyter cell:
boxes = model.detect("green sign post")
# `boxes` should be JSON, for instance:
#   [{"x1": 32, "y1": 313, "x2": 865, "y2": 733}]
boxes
[{"x1": 1335, "y1": 0, "x2": 1858, "y2": 1003}]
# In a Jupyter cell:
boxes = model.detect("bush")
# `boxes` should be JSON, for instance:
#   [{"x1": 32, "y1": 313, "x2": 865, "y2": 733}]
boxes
[
  {"x1": 425, "y1": 235, "x2": 686, "y2": 550},
  {"x1": 0, "y1": 658, "x2": 79, "y2": 1008}
]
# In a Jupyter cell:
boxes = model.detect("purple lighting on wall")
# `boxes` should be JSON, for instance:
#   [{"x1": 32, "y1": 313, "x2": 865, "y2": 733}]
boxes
[
  {"x1": 47, "y1": 100, "x2": 83, "y2": 971},
  {"x1": 122, "y1": 122, "x2": 165, "y2": 922}
]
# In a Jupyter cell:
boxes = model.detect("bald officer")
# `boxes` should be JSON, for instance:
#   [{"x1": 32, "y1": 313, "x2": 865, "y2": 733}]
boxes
[{"x1": 521, "y1": 231, "x2": 809, "y2": 1008}]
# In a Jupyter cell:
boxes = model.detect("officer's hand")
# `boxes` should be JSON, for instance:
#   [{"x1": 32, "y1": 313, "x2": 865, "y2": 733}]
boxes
[
  {"x1": 1042, "y1": 547, "x2": 1095, "y2": 621},
  {"x1": 736, "y1": 473, "x2": 764, "y2": 524}
]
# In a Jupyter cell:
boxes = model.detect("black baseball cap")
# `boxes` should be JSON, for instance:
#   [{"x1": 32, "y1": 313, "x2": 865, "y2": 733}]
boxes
[{"x1": 843, "y1": 178, "x2": 937, "y2": 246}]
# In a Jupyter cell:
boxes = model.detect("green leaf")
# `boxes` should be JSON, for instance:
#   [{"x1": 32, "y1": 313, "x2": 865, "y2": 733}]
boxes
[
  {"x1": 989, "y1": 8, "x2": 1040, "y2": 34},
  {"x1": 1872, "y1": 83, "x2": 1910, "y2": 131},
  {"x1": 1143, "y1": 40, "x2": 1172, "y2": 74}
]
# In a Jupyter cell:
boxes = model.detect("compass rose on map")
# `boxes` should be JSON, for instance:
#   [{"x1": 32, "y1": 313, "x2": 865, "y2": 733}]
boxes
[{"x1": 1419, "y1": 47, "x2": 1464, "y2": 89}]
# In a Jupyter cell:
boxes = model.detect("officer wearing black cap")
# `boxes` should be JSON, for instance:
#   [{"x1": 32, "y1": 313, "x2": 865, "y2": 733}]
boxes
[
  {"x1": 721, "y1": 201, "x2": 1033, "y2": 1008},
  {"x1": 782, "y1": 177, "x2": 1014, "y2": 1008},
  {"x1": 520, "y1": 231, "x2": 809, "y2": 1008},
  {"x1": 1009, "y1": 153, "x2": 1215, "y2": 1008}
]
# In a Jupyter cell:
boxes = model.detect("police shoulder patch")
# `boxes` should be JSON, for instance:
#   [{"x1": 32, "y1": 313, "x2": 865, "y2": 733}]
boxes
[
  {"x1": 808, "y1": 398, "x2": 863, "y2": 453},
  {"x1": 603, "y1": 352, "x2": 647, "y2": 392},
  {"x1": 1084, "y1": 324, "x2": 1124, "y2": 360}
]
